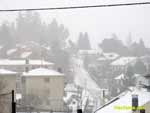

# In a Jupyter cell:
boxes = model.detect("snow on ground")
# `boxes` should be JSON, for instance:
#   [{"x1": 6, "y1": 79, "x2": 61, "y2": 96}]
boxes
[
  {"x1": 71, "y1": 56, "x2": 102, "y2": 110},
  {"x1": 64, "y1": 92, "x2": 77, "y2": 103},
  {"x1": 69, "y1": 98, "x2": 78, "y2": 113},
  {"x1": 94, "y1": 88, "x2": 150, "y2": 113},
  {"x1": 81, "y1": 90, "x2": 89, "y2": 111},
  {"x1": 71, "y1": 57, "x2": 100, "y2": 92}
]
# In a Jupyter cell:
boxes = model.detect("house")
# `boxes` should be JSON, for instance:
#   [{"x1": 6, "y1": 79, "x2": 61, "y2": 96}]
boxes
[
  {"x1": 22, "y1": 67, "x2": 64, "y2": 111},
  {"x1": 110, "y1": 57, "x2": 137, "y2": 74},
  {"x1": 97, "y1": 52, "x2": 119, "y2": 73},
  {"x1": 94, "y1": 87, "x2": 150, "y2": 113},
  {"x1": 4, "y1": 42, "x2": 51, "y2": 59},
  {"x1": 0, "y1": 59, "x2": 54, "y2": 72},
  {"x1": 135, "y1": 74, "x2": 150, "y2": 90},
  {"x1": 94, "y1": 74, "x2": 150, "y2": 113},
  {"x1": 0, "y1": 69, "x2": 18, "y2": 95}
]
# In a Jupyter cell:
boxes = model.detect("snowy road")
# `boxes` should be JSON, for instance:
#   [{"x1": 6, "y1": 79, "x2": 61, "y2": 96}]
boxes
[{"x1": 70, "y1": 56, "x2": 102, "y2": 111}]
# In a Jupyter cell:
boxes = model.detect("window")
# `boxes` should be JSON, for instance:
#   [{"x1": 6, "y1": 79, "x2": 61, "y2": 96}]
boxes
[{"x1": 44, "y1": 77, "x2": 50, "y2": 83}]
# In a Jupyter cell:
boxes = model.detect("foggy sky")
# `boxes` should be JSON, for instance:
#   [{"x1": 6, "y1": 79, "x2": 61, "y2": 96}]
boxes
[{"x1": 0, "y1": 0, "x2": 150, "y2": 48}]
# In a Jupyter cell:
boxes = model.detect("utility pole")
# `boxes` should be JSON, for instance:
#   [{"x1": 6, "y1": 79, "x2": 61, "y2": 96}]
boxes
[
  {"x1": 12, "y1": 90, "x2": 16, "y2": 113},
  {"x1": 77, "y1": 86, "x2": 82, "y2": 113}
]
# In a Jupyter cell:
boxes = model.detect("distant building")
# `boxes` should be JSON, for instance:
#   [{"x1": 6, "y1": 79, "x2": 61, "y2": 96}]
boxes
[
  {"x1": 97, "y1": 52, "x2": 119, "y2": 73},
  {"x1": 22, "y1": 67, "x2": 64, "y2": 111},
  {"x1": 110, "y1": 57, "x2": 137, "y2": 74},
  {"x1": 0, "y1": 59, "x2": 54, "y2": 72}
]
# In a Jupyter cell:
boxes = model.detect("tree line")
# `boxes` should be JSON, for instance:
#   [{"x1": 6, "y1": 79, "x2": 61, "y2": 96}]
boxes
[{"x1": 99, "y1": 33, "x2": 150, "y2": 57}]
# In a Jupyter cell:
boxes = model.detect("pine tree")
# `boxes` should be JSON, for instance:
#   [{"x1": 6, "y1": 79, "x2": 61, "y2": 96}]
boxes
[{"x1": 77, "y1": 32, "x2": 91, "y2": 50}]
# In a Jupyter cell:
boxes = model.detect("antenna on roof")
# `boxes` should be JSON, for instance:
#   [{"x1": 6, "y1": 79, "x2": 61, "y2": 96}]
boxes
[{"x1": 39, "y1": 37, "x2": 43, "y2": 67}]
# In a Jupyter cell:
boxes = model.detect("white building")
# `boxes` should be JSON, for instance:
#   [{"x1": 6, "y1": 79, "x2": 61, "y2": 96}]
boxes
[{"x1": 22, "y1": 67, "x2": 65, "y2": 111}]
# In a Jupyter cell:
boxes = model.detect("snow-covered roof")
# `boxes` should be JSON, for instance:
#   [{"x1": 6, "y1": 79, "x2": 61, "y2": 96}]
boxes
[
  {"x1": 0, "y1": 69, "x2": 17, "y2": 75},
  {"x1": 111, "y1": 57, "x2": 137, "y2": 66},
  {"x1": 6, "y1": 48, "x2": 17, "y2": 55},
  {"x1": 97, "y1": 52, "x2": 119, "y2": 61},
  {"x1": 104, "y1": 52, "x2": 119, "y2": 60},
  {"x1": 23, "y1": 68, "x2": 64, "y2": 76},
  {"x1": 115, "y1": 74, "x2": 125, "y2": 80},
  {"x1": 94, "y1": 88, "x2": 150, "y2": 113},
  {"x1": 41, "y1": 45, "x2": 51, "y2": 51},
  {"x1": 0, "y1": 59, "x2": 53, "y2": 66},
  {"x1": 78, "y1": 49, "x2": 102, "y2": 55},
  {"x1": 20, "y1": 52, "x2": 32, "y2": 58}
]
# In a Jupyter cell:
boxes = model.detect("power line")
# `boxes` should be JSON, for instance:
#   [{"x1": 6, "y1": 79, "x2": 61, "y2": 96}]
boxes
[{"x1": 0, "y1": 2, "x2": 150, "y2": 12}]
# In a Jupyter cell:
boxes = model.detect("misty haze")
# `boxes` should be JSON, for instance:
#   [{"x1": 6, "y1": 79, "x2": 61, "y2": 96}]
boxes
[{"x1": 0, "y1": 1, "x2": 150, "y2": 113}]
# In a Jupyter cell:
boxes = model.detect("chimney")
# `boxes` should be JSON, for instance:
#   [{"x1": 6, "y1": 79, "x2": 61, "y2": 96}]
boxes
[
  {"x1": 132, "y1": 94, "x2": 138, "y2": 111},
  {"x1": 57, "y1": 67, "x2": 62, "y2": 73},
  {"x1": 25, "y1": 59, "x2": 29, "y2": 72}
]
